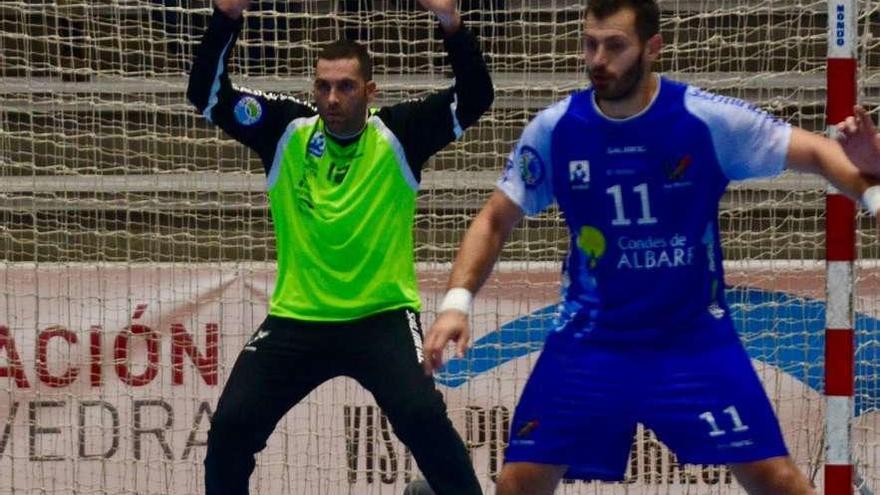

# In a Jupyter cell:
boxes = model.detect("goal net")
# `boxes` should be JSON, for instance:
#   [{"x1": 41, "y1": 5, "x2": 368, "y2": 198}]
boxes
[{"x1": 1, "y1": 0, "x2": 878, "y2": 493}]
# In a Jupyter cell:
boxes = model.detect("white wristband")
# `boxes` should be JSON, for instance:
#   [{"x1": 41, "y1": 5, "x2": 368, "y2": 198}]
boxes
[
  {"x1": 862, "y1": 185, "x2": 880, "y2": 216},
  {"x1": 439, "y1": 288, "x2": 473, "y2": 314}
]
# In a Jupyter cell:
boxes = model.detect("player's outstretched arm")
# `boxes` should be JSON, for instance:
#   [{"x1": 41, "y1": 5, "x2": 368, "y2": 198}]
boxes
[
  {"x1": 214, "y1": 0, "x2": 251, "y2": 20},
  {"x1": 417, "y1": 0, "x2": 462, "y2": 35},
  {"x1": 423, "y1": 191, "x2": 524, "y2": 375},
  {"x1": 787, "y1": 126, "x2": 880, "y2": 216},
  {"x1": 836, "y1": 105, "x2": 880, "y2": 177}
]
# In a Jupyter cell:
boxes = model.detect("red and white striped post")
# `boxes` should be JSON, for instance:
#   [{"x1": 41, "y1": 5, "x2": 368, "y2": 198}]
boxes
[{"x1": 825, "y1": 1, "x2": 857, "y2": 494}]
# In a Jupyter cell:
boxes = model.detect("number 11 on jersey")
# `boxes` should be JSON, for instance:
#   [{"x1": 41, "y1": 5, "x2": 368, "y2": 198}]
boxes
[{"x1": 606, "y1": 183, "x2": 658, "y2": 226}]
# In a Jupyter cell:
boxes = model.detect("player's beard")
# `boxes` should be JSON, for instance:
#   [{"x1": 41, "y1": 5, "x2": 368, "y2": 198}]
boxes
[
  {"x1": 590, "y1": 55, "x2": 645, "y2": 102},
  {"x1": 323, "y1": 90, "x2": 370, "y2": 138}
]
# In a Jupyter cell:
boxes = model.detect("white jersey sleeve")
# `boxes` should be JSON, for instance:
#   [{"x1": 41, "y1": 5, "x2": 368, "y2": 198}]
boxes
[
  {"x1": 684, "y1": 86, "x2": 792, "y2": 181},
  {"x1": 496, "y1": 97, "x2": 571, "y2": 215}
]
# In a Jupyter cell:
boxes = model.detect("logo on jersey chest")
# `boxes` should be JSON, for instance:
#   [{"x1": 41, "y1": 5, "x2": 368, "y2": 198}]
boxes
[
  {"x1": 576, "y1": 225, "x2": 606, "y2": 268},
  {"x1": 327, "y1": 161, "x2": 351, "y2": 184},
  {"x1": 616, "y1": 233, "x2": 695, "y2": 270},
  {"x1": 607, "y1": 145, "x2": 646, "y2": 155},
  {"x1": 665, "y1": 154, "x2": 693, "y2": 181},
  {"x1": 568, "y1": 160, "x2": 590, "y2": 190},
  {"x1": 307, "y1": 131, "x2": 326, "y2": 158}
]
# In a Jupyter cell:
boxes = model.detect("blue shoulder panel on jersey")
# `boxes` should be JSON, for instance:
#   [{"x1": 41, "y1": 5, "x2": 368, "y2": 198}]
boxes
[
  {"x1": 683, "y1": 87, "x2": 791, "y2": 181},
  {"x1": 497, "y1": 96, "x2": 573, "y2": 215}
]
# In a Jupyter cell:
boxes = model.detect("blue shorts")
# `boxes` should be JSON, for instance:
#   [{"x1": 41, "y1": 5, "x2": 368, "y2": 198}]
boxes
[{"x1": 504, "y1": 322, "x2": 788, "y2": 481}]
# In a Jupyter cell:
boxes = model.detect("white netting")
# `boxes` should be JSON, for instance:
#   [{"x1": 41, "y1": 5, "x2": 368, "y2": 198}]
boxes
[{"x1": 1, "y1": 0, "x2": 880, "y2": 493}]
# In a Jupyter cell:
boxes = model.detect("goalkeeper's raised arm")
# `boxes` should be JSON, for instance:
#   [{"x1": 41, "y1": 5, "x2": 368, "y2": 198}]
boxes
[
  {"x1": 186, "y1": 0, "x2": 316, "y2": 171},
  {"x1": 186, "y1": 0, "x2": 493, "y2": 177},
  {"x1": 213, "y1": 0, "x2": 249, "y2": 20}
]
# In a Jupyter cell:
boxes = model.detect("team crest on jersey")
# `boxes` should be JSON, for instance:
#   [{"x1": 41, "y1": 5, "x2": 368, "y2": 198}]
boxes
[
  {"x1": 233, "y1": 96, "x2": 263, "y2": 126},
  {"x1": 517, "y1": 146, "x2": 544, "y2": 188},
  {"x1": 308, "y1": 131, "x2": 325, "y2": 157},
  {"x1": 569, "y1": 160, "x2": 590, "y2": 189}
]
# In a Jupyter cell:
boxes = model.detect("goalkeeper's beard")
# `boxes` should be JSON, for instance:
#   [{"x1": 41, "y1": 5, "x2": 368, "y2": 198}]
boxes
[{"x1": 589, "y1": 55, "x2": 645, "y2": 102}]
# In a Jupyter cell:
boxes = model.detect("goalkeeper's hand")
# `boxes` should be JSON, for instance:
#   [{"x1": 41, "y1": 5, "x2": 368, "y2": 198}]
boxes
[
  {"x1": 215, "y1": 0, "x2": 251, "y2": 20},
  {"x1": 416, "y1": 0, "x2": 461, "y2": 35},
  {"x1": 837, "y1": 105, "x2": 880, "y2": 178}
]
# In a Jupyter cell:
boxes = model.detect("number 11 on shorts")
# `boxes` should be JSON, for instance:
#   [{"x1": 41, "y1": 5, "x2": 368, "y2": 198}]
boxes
[{"x1": 698, "y1": 405, "x2": 750, "y2": 437}]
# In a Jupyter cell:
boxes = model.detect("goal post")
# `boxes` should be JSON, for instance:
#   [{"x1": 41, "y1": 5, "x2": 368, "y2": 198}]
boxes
[{"x1": 825, "y1": 1, "x2": 857, "y2": 495}]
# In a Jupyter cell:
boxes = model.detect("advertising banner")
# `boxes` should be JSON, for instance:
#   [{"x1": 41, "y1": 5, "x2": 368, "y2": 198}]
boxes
[{"x1": 1, "y1": 264, "x2": 877, "y2": 494}]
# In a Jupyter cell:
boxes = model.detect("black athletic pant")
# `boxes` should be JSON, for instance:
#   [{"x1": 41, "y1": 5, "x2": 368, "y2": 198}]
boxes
[{"x1": 204, "y1": 309, "x2": 481, "y2": 495}]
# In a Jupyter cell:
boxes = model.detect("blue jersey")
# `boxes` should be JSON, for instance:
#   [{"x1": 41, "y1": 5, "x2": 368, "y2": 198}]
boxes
[{"x1": 498, "y1": 77, "x2": 792, "y2": 343}]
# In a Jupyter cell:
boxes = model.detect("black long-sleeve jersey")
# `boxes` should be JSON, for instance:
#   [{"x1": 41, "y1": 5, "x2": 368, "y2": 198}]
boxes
[
  {"x1": 187, "y1": 8, "x2": 494, "y2": 182},
  {"x1": 186, "y1": 9, "x2": 494, "y2": 321}
]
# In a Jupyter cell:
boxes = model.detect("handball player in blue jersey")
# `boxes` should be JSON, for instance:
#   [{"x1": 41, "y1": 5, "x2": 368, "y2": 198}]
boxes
[{"x1": 422, "y1": 1, "x2": 880, "y2": 493}]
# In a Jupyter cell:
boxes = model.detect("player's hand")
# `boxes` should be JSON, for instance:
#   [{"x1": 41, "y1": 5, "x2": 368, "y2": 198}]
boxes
[
  {"x1": 417, "y1": 0, "x2": 461, "y2": 34},
  {"x1": 214, "y1": 0, "x2": 251, "y2": 20},
  {"x1": 836, "y1": 105, "x2": 880, "y2": 177},
  {"x1": 423, "y1": 310, "x2": 471, "y2": 375}
]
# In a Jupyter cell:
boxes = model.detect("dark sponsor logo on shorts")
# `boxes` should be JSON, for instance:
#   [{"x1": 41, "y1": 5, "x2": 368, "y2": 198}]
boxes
[{"x1": 515, "y1": 419, "x2": 539, "y2": 438}]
